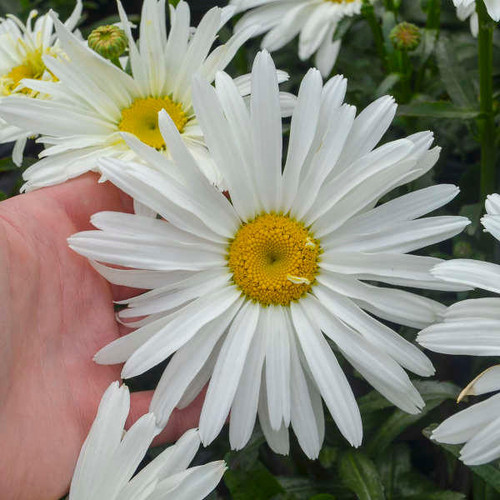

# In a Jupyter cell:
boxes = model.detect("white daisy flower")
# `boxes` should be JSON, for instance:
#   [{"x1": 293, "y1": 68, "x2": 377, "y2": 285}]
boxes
[
  {"x1": 68, "y1": 51, "x2": 469, "y2": 459},
  {"x1": 418, "y1": 193, "x2": 500, "y2": 465},
  {"x1": 70, "y1": 382, "x2": 226, "y2": 500},
  {"x1": 453, "y1": 0, "x2": 500, "y2": 36},
  {"x1": 0, "y1": 1, "x2": 82, "y2": 165},
  {"x1": 0, "y1": 0, "x2": 262, "y2": 191},
  {"x1": 230, "y1": 0, "x2": 364, "y2": 78}
]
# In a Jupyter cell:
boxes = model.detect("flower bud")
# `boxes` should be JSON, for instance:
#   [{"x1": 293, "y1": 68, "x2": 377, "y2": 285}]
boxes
[
  {"x1": 390, "y1": 22, "x2": 421, "y2": 51},
  {"x1": 88, "y1": 25, "x2": 128, "y2": 60}
]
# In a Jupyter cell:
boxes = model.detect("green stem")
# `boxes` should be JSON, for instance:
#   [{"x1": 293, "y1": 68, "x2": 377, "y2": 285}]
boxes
[
  {"x1": 477, "y1": 0, "x2": 496, "y2": 200},
  {"x1": 425, "y1": 0, "x2": 441, "y2": 31},
  {"x1": 361, "y1": 0, "x2": 387, "y2": 68}
]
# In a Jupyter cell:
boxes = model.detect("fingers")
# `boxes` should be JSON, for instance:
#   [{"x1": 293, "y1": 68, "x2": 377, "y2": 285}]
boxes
[
  {"x1": 128, "y1": 388, "x2": 206, "y2": 446},
  {"x1": 39, "y1": 172, "x2": 134, "y2": 231}
]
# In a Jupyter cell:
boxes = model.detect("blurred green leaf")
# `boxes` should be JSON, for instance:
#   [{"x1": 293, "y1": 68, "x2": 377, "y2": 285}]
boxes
[
  {"x1": 366, "y1": 381, "x2": 459, "y2": 455},
  {"x1": 398, "y1": 101, "x2": 480, "y2": 119},
  {"x1": 224, "y1": 462, "x2": 285, "y2": 500},
  {"x1": 339, "y1": 450, "x2": 385, "y2": 500},
  {"x1": 436, "y1": 37, "x2": 477, "y2": 108}
]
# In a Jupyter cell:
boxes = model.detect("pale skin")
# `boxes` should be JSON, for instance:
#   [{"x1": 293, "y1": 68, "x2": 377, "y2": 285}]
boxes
[{"x1": 0, "y1": 173, "x2": 203, "y2": 500}]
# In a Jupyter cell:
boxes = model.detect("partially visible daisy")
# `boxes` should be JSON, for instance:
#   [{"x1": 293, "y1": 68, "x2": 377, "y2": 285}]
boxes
[
  {"x1": 0, "y1": 1, "x2": 82, "y2": 165},
  {"x1": 69, "y1": 382, "x2": 226, "y2": 499},
  {"x1": 230, "y1": 0, "x2": 364, "y2": 77},
  {"x1": 418, "y1": 193, "x2": 500, "y2": 465},
  {"x1": 0, "y1": 0, "x2": 262, "y2": 191},
  {"x1": 68, "y1": 52, "x2": 469, "y2": 459},
  {"x1": 453, "y1": 0, "x2": 500, "y2": 36}
]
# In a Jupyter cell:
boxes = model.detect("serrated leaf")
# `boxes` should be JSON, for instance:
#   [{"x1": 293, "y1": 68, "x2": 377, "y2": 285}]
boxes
[
  {"x1": 339, "y1": 450, "x2": 385, "y2": 500},
  {"x1": 424, "y1": 425, "x2": 500, "y2": 493},
  {"x1": 398, "y1": 102, "x2": 480, "y2": 119}
]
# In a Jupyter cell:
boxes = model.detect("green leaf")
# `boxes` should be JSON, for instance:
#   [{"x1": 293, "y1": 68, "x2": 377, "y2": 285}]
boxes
[
  {"x1": 376, "y1": 444, "x2": 465, "y2": 499},
  {"x1": 398, "y1": 101, "x2": 480, "y2": 119},
  {"x1": 424, "y1": 424, "x2": 500, "y2": 493},
  {"x1": 339, "y1": 450, "x2": 385, "y2": 500},
  {"x1": 366, "y1": 381, "x2": 459, "y2": 456},
  {"x1": 224, "y1": 462, "x2": 285, "y2": 500},
  {"x1": 436, "y1": 38, "x2": 477, "y2": 108}
]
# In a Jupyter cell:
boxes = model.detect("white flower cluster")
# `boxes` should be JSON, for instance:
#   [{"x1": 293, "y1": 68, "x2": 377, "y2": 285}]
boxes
[{"x1": 1, "y1": 0, "x2": 500, "y2": 496}]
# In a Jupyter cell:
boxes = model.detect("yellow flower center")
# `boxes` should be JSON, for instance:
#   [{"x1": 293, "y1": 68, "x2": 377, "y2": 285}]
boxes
[
  {"x1": 227, "y1": 213, "x2": 321, "y2": 306},
  {"x1": 325, "y1": 0, "x2": 356, "y2": 3},
  {"x1": 1, "y1": 50, "x2": 46, "y2": 96},
  {"x1": 118, "y1": 96, "x2": 188, "y2": 149}
]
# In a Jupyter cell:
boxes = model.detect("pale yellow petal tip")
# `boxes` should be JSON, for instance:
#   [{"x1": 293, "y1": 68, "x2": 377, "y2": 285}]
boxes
[
  {"x1": 287, "y1": 275, "x2": 311, "y2": 285},
  {"x1": 457, "y1": 384, "x2": 475, "y2": 403}
]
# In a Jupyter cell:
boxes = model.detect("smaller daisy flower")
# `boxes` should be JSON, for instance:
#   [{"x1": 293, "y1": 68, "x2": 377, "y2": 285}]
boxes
[
  {"x1": 230, "y1": 0, "x2": 364, "y2": 77},
  {"x1": 453, "y1": 0, "x2": 500, "y2": 36},
  {"x1": 418, "y1": 194, "x2": 500, "y2": 465},
  {"x1": 0, "y1": 0, "x2": 290, "y2": 193},
  {"x1": 69, "y1": 382, "x2": 226, "y2": 499},
  {"x1": 0, "y1": 1, "x2": 82, "y2": 165}
]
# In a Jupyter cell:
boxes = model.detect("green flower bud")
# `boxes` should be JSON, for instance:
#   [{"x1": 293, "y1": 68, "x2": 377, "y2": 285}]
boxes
[
  {"x1": 389, "y1": 22, "x2": 421, "y2": 51},
  {"x1": 88, "y1": 25, "x2": 128, "y2": 60}
]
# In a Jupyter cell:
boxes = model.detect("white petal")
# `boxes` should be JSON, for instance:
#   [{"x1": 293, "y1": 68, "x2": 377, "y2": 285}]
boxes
[
  {"x1": 313, "y1": 284, "x2": 434, "y2": 376},
  {"x1": 432, "y1": 392, "x2": 500, "y2": 445},
  {"x1": 200, "y1": 301, "x2": 260, "y2": 445},
  {"x1": 281, "y1": 68, "x2": 323, "y2": 212},
  {"x1": 291, "y1": 300, "x2": 362, "y2": 446},
  {"x1": 229, "y1": 313, "x2": 266, "y2": 450},
  {"x1": 319, "y1": 272, "x2": 445, "y2": 329},
  {"x1": 458, "y1": 365, "x2": 500, "y2": 401},
  {"x1": 258, "y1": 375, "x2": 290, "y2": 455},
  {"x1": 288, "y1": 329, "x2": 323, "y2": 458},
  {"x1": 265, "y1": 307, "x2": 291, "y2": 428},
  {"x1": 431, "y1": 259, "x2": 500, "y2": 294},
  {"x1": 69, "y1": 382, "x2": 130, "y2": 499},
  {"x1": 122, "y1": 286, "x2": 241, "y2": 377},
  {"x1": 417, "y1": 320, "x2": 500, "y2": 355},
  {"x1": 250, "y1": 50, "x2": 282, "y2": 213},
  {"x1": 150, "y1": 299, "x2": 242, "y2": 428}
]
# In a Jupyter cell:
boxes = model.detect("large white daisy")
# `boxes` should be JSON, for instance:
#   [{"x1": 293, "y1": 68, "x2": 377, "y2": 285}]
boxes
[
  {"x1": 230, "y1": 0, "x2": 363, "y2": 78},
  {"x1": 0, "y1": 1, "x2": 82, "y2": 165},
  {"x1": 69, "y1": 382, "x2": 225, "y2": 499},
  {"x1": 0, "y1": 0, "x2": 262, "y2": 191},
  {"x1": 68, "y1": 51, "x2": 469, "y2": 459},
  {"x1": 418, "y1": 193, "x2": 500, "y2": 465},
  {"x1": 453, "y1": 0, "x2": 500, "y2": 36}
]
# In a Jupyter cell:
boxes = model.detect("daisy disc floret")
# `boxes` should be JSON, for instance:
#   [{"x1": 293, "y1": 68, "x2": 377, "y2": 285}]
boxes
[
  {"x1": 69, "y1": 52, "x2": 469, "y2": 459},
  {"x1": 69, "y1": 382, "x2": 226, "y2": 499},
  {"x1": 418, "y1": 194, "x2": 500, "y2": 465},
  {"x1": 230, "y1": 0, "x2": 364, "y2": 77},
  {"x1": 0, "y1": 0, "x2": 258, "y2": 191},
  {"x1": 0, "y1": 1, "x2": 82, "y2": 165}
]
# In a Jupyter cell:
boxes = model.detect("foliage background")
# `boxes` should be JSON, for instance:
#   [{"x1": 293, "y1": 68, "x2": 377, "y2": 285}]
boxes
[{"x1": 1, "y1": 0, "x2": 500, "y2": 498}]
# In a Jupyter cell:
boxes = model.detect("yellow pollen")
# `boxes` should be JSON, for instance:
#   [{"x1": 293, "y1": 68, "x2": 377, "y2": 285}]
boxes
[
  {"x1": 227, "y1": 213, "x2": 321, "y2": 306},
  {"x1": 118, "y1": 96, "x2": 188, "y2": 149},
  {"x1": 1, "y1": 49, "x2": 46, "y2": 96}
]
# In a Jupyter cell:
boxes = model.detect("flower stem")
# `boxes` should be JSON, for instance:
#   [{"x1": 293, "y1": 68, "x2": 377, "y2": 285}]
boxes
[
  {"x1": 361, "y1": 0, "x2": 387, "y2": 68},
  {"x1": 425, "y1": 0, "x2": 441, "y2": 31},
  {"x1": 476, "y1": 0, "x2": 497, "y2": 200}
]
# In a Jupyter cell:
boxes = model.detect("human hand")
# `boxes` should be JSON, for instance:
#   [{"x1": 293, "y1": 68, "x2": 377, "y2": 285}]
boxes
[{"x1": 0, "y1": 173, "x2": 204, "y2": 500}]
